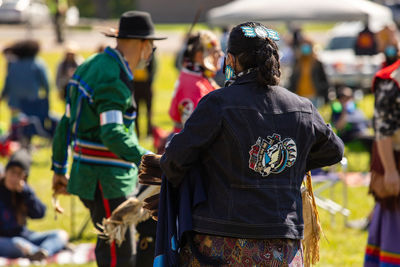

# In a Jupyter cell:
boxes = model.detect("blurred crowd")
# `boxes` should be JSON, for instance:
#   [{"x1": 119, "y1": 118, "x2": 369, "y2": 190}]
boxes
[{"x1": 0, "y1": 14, "x2": 399, "y2": 266}]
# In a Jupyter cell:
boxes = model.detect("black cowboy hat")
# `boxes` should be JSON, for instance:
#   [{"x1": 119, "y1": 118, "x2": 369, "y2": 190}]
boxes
[{"x1": 104, "y1": 11, "x2": 167, "y2": 40}]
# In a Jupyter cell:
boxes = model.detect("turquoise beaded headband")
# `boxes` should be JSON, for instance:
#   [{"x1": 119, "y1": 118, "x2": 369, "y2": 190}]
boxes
[{"x1": 241, "y1": 26, "x2": 280, "y2": 41}]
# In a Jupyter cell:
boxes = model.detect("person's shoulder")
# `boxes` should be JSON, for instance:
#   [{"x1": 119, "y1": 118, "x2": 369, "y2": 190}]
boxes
[
  {"x1": 373, "y1": 61, "x2": 400, "y2": 93},
  {"x1": 34, "y1": 57, "x2": 47, "y2": 67},
  {"x1": 271, "y1": 85, "x2": 314, "y2": 111},
  {"x1": 83, "y1": 52, "x2": 117, "y2": 70},
  {"x1": 76, "y1": 52, "x2": 120, "y2": 80}
]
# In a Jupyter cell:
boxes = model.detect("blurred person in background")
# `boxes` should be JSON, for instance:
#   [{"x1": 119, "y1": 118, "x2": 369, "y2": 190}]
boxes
[
  {"x1": 289, "y1": 39, "x2": 329, "y2": 107},
  {"x1": 1, "y1": 40, "x2": 49, "y2": 113},
  {"x1": 291, "y1": 26, "x2": 304, "y2": 51},
  {"x1": 382, "y1": 44, "x2": 399, "y2": 68},
  {"x1": 331, "y1": 87, "x2": 373, "y2": 152},
  {"x1": 133, "y1": 56, "x2": 156, "y2": 138},
  {"x1": 376, "y1": 23, "x2": 398, "y2": 54},
  {"x1": 0, "y1": 150, "x2": 68, "y2": 261},
  {"x1": 153, "y1": 30, "x2": 222, "y2": 154},
  {"x1": 365, "y1": 52, "x2": 400, "y2": 267},
  {"x1": 0, "y1": 40, "x2": 51, "y2": 145},
  {"x1": 213, "y1": 27, "x2": 230, "y2": 87},
  {"x1": 55, "y1": 42, "x2": 84, "y2": 100},
  {"x1": 2, "y1": 46, "x2": 18, "y2": 65},
  {"x1": 169, "y1": 30, "x2": 222, "y2": 134},
  {"x1": 48, "y1": 0, "x2": 68, "y2": 43}
]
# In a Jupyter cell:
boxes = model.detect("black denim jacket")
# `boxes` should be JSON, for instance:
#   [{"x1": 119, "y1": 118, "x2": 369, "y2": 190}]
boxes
[{"x1": 160, "y1": 72, "x2": 344, "y2": 239}]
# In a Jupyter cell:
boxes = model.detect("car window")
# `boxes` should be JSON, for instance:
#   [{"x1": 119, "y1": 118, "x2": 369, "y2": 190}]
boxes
[{"x1": 326, "y1": 36, "x2": 356, "y2": 50}]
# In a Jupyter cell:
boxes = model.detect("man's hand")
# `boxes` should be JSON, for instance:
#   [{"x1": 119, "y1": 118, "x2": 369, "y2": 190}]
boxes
[
  {"x1": 384, "y1": 170, "x2": 400, "y2": 197},
  {"x1": 52, "y1": 173, "x2": 69, "y2": 195}
]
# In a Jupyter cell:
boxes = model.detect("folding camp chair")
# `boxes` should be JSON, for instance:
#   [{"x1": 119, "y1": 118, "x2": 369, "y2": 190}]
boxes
[{"x1": 311, "y1": 157, "x2": 350, "y2": 225}]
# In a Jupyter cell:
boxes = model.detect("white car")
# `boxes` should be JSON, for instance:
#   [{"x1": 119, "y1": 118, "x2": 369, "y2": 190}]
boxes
[
  {"x1": 0, "y1": 0, "x2": 50, "y2": 26},
  {"x1": 319, "y1": 22, "x2": 385, "y2": 90}
]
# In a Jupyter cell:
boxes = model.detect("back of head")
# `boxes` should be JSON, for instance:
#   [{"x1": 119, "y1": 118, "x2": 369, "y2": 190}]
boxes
[
  {"x1": 183, "y1": 30, "x2": 219, "y2": 64},
  {"x1": 10, "y1": 40, "x2": 40, "y2": 59},
  {"x1": 227, "y1": 22, "x2": 281, "y2": 87}
]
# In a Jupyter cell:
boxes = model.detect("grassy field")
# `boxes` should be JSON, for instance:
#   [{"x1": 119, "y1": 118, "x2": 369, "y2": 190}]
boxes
[{"x1": 0, "y1": 49, "x2": 374, "y2": 266}]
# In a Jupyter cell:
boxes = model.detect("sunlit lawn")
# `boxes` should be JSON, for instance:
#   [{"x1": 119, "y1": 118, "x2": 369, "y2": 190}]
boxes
[{"x1": 0, "y1": 48, "x2": 374, "y2": 266}]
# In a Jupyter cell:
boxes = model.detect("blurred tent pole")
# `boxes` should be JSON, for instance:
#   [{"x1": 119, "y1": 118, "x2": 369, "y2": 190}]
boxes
[
  {"x1": 187, "y1": 5, "x2": 204, "y2": 38},
  {"x1": 175, "y1": 4, "x2": 204, "y2": 70}
]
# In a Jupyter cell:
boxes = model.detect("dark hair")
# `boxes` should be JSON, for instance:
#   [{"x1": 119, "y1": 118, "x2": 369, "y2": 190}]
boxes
[
  {"x1": 0, "y1": 178, "x2": 28, "y2": 226},
  {"x1": 183, "y1": 33, "x2": 201, "y2": 63},
  {"x1": 9, "y1": 40, "x2": 40, "y2": 59},
  {"x1": 227, "y1": 22, "x2": 281, "y2": 87}
]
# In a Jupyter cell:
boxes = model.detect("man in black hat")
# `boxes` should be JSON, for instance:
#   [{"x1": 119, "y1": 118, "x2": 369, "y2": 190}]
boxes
[{"x1": 51, "y1": 11, "x2": 166, "y2": 267}]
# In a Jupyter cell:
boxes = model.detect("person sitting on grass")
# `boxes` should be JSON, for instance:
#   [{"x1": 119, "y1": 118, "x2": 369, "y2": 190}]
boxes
[
  {"x1": 0, "y1": 150, "x2": 68, "y2": 261},
  {"x1": 331, "y1": 87, "x2": 373, "y2": 153}
]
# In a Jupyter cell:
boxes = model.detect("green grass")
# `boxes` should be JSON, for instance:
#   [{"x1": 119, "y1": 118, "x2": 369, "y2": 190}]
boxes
[{"x1": 0, "y1": 51, "x2": 374, "y2": 266}]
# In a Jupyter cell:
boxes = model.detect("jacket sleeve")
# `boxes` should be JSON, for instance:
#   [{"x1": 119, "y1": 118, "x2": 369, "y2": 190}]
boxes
[
  {"x1": 306, "y1": 105, "x2": 344, "y2": 171},
  {"x1": 160, "y1": 93, "x2": 222, "y2": 186},
  {"x1": 20, "y1": 184, "x2": 46, "y2": 219},
  {"x1": 52, "y1": 113, "x2": 71, "y2": 174},
  {"x1": 95, "y1": 80, "x2": 149, "y2": 166},
  {"x1": 37, "y1": 61, "x2": 50, "y2": 96},
  {"x1": 1, "y1": 67, "x2": 10, "y2": 98}
]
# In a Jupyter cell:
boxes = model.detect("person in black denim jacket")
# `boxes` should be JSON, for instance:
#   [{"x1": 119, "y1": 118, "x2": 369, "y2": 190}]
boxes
[{"x1": 160, "y1": 22, "x2": 344, "y2": 266}]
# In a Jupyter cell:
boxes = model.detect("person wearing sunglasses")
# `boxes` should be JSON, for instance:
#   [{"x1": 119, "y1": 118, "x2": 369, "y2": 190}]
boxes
[{"x1": 51, "y1": 11, "x2": 166, "y2": 267}]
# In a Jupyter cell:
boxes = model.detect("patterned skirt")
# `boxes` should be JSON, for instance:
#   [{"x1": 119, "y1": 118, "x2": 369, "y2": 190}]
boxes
[
  {"x1": 365, "y1": 203, "x2": 400, "y2": 266},
  {"x1": 179, "y1": 233, "x2": 304, "y2": 267}
]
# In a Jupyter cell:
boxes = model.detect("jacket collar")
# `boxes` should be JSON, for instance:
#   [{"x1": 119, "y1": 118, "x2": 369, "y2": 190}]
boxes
[
  {"x1": 229, "y1": 69, "x2": 258, "y2": 87},
  {"x1": 104, "y1": 46, "x2": 134, "y2": 81}
]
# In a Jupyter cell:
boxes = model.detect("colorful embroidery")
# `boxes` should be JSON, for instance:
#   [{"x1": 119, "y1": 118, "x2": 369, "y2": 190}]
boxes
[
  {"x1": 365, "y1": 244, "x2": 400, "y2": 265},
  {"x1": 240, "y1": 26, "x2": 280, "y2": 41},
  {"x1": 178, "y1": 98, "x2": 194, "y2": 124},
  {"x1": 249, "y1": 134, "x2": 297, "y2": 177},
  {"x1": 180, "y1": 234, "x2": 303, "y2": 267},
  {"x1": 73, "y1": 138, "x2": 135, "y2": 168}
]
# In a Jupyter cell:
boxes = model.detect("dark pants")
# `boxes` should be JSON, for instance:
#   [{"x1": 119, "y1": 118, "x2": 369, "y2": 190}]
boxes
[
  {"x1": 133, "y1": 81, "x2": 153, "y2": 137},
  {"x1": 136, "y1": 218, "x2": 157, "y2": 266},
  {"x1": 80, "y1": 184, "x2": 136, "y2": 267},
  {"x1": 53, "y1": 12, "x2": 64, "y2": 44}
]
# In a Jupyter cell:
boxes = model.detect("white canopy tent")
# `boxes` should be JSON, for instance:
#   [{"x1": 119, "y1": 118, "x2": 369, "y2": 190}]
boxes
[{"x1": 207, "y1": 0, "x2": 394, "y2": 29}]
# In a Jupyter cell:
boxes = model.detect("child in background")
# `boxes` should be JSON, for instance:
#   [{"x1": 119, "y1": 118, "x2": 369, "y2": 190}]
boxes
[{"x1": 0, "y1": 150, "x2": 68, "y2": 261}]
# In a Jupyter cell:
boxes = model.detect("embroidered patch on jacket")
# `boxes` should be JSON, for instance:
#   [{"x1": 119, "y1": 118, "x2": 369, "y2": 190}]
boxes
[
  {"x1": 249, "y1": 134, "x2": 297, "y2": 177},
  {"x1": 178, "y1": 98, "x2": 194, "y2": 124}
]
